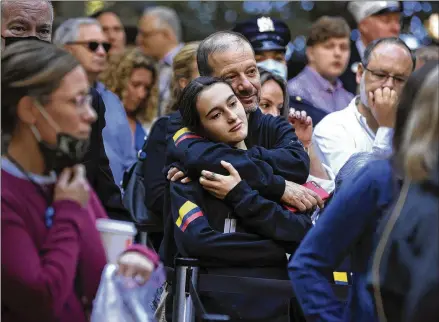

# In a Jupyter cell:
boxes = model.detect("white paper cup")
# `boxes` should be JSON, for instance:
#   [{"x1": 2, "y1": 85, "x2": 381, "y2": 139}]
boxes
[{"x1": 96, "y1": 218, "x2": 137, "y2": 264}]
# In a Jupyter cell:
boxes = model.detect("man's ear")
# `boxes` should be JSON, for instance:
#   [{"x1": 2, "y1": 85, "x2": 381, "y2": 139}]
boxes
[
  {"x1": 356, "y1": 63, "x2": 364, "y2": 85},
  {"x1": 16, "y1": 96, "x2": 39, "y2": 126}
]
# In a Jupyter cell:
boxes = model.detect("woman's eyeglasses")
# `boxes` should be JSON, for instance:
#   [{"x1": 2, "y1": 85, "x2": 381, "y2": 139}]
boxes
[
  {"x1": 65, "y1": 94, "x2": 93, "y2": 114},
  {"x1": 66, "y1": 41, "x2": 112, "y2": 53}
]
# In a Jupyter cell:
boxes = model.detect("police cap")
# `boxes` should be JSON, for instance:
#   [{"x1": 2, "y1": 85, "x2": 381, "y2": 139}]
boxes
[
  {"x1": 348, "y1": 1, "x2": 401, "y2": 24},
  {"x1": 232, "y1": 16, "x2": 291, "y2": 52}
]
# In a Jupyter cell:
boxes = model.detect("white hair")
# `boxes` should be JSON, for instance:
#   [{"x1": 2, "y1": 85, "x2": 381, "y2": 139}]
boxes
[
  {"x1": 53, "y1": 18, "x2": 102, "y2": 45},
  {"x1": 1, "y1": 0, "x2": 54, "y2": 22},
  {"x1": 143, "y1": 6, "x2": 182, "y2": 42}
]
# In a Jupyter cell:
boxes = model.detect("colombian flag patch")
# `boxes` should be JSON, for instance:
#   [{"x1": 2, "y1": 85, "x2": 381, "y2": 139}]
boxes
[
  {"x1": 176, "y1": 200, "x2": 204, "y2": 232},
  {"x1": 173, "y1": 127, "x2": 201, "y2": 146},
  {"x1": 333, "y1": 271, "x2": 349, "y2": 285}
]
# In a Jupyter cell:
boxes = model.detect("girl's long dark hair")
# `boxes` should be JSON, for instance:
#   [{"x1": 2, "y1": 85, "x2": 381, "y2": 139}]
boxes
[{"x1": 178, "y1": 76, "x2": 232, "y2": 133}]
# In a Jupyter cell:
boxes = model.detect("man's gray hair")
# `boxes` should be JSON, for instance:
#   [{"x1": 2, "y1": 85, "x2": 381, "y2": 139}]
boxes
[
  {"x1": 53, "y1": 18, "x2": 101, "y2": 45},
  {"x1": 143, "y1": 6, "x2": 182, "y2": 43},
  {"x1": 197, "y1": 31, "x2": 253, "y2": 76},
  {"x1": 1, "y1": 0, "x2": 54, "y2": 22}
]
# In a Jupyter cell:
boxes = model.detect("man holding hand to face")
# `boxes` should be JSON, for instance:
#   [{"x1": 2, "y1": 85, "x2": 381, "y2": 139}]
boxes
[{"x1": 312, "y1": 37, "x2": 415, "y2": 175}]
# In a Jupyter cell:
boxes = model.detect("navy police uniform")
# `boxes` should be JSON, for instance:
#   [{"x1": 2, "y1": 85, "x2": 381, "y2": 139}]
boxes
[
  {"x1": 289, "y1": 95, "x2": 329, "y2": 126},
  {"x1": 233, "y1": 17, "x2": 291, "y2": 80},
  {"x1": 232, "y1": 17, "x2": 291, "y2": 54}
]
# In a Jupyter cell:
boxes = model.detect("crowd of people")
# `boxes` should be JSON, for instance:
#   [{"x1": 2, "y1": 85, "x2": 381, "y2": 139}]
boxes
[{"x1": 1, "y1": 0, "x2": 438, "y2": 322}]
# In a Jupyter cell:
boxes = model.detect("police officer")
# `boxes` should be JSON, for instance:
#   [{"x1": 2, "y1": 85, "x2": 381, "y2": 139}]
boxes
[
  {"x1": 233, "y1": 16, "x2": 291, "y2": 80},
  {"x1": 233, "y1": 17, "x2": 325, "y2": 124}
]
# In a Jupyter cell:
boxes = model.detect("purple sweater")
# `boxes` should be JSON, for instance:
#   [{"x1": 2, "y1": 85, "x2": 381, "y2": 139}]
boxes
[{"x1": 1, "y1": 169, "x2": 159, "y2": 322}]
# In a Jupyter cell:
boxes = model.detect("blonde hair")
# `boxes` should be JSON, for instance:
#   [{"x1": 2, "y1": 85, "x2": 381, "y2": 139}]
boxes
[
  {"x1": 400, "y1": 65, "x2": 439, "y2": 181},
  {"x1": 100, "y1": 48, "x2": 159, "y2": 123},
  {"x1": 164, "y1": 41, "x2": 200, "y2": 115}
]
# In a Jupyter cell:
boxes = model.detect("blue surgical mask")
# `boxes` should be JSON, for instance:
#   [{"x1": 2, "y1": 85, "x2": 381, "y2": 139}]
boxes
[{"x1": 257, "y1": 59, "x2": 288, "y2": 80}]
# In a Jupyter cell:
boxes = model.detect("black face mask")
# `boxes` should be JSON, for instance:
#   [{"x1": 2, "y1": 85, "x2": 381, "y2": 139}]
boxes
[
  {"x1": 2, "y1": 35, "x2": 51, "y2": 47},
  {"x1": 36, "y1": 132, "x2": 90, "y2": 175},
  {"x1": 30, "y1": 101, "x2": 90, "y2": 175}
]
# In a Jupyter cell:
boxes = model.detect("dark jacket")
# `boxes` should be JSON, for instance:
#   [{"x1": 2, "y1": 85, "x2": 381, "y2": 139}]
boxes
[
  {"x1": 160, "y1": 109, "x2": 309, "y2": 267},
  {"x1": 160, "y1": 109, "x2": 310, "y2": 320},
  {"x1": 339, "y1": 40, "x2": 362, "y2": 96},
  {"x1": 289, "y1": 159, "x2": 398, "y2": 322},
  {"x1": 143, "y1": 116, "x2": 169, "y2": 216},
  {"x1": 289, "y1": 95, "x2": 329, "y2": 126},
  {"x1": 165, "y1": 109, "x2": 310, "y2": 202},
  {"x1": 169, "y1": 179, "x2": 312, "y2": 320},
  {"x1": 84, "y1": 88, "x2": 130, "y2": 221},
  {"x1": 370, "y1": 167, "x2": 439, "y2": 322}
]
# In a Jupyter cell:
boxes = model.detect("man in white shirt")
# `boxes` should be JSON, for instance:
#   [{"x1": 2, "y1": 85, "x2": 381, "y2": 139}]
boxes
[{"x1": 313, "y1": 37, "x2": 415, "y2": 176}]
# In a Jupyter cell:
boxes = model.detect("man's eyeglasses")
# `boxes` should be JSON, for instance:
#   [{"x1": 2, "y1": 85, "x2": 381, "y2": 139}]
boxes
[
  {"x1": 364, "y1": 66, "x2": 408, "y2": 84},
  {"x1": 66, "y1": 41, "x2": 111, "y2": 53}
]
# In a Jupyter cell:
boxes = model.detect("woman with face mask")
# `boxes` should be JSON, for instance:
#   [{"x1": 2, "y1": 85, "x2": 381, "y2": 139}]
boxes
[
  {"x1": 1, "y1": 40, "x2": 160, "y2": 322},
  {"x1": 167, "y1": 76, "x2": 314, "y2": 321}
]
